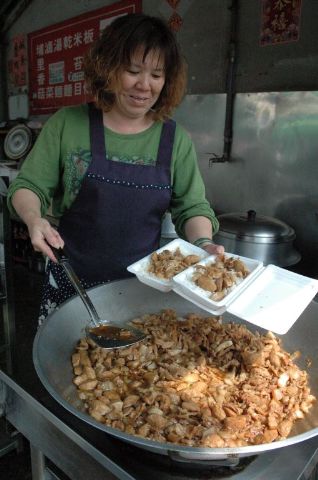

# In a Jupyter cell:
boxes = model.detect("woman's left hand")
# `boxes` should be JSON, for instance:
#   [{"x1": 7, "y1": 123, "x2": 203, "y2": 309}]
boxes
[{"x1": 202, "y1": 242, "x2": 225, "y2": 256}]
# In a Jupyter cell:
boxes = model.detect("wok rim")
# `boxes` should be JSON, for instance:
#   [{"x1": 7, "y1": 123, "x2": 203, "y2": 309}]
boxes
[{"x1": 32, "y1": 290, "x2": 318, "y2": 459}]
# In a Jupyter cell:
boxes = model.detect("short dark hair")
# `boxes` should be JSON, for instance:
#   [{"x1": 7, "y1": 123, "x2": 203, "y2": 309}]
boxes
[{"x1": 84, "y1": 13, "x2": 187, "y2": 120}]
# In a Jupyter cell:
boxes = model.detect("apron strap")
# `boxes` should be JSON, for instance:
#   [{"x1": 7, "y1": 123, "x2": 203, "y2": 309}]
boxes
[
  {"x1": 156, "y1": 119, "x2": 176, "y2": 167},
  {"x1": 88, "y1": 102, "x2": 106, "y2": 164}
]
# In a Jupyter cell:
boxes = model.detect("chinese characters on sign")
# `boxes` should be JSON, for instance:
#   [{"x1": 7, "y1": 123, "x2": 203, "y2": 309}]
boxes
[
  {"x1": 260, "y1": 0, "x2": 302, "y2": 46},
  {"x1": 28, "y1": 0, "x2": 141, "y2": 115}
]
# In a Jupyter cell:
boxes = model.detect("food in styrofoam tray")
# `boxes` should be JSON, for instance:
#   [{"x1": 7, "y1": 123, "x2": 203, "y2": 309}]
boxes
[
  {"x1": 148, "y1": 247, "x2": 201, "y2": 280},
  {"x1": 127, "y1": 239, "x2": 209, "y2": 292},
  {"x1": 172, "y1": 253, "x2": 262, "y2": 312},
  {"x1": 192, "y1": 254, "x2": 250, "y2": 301}
]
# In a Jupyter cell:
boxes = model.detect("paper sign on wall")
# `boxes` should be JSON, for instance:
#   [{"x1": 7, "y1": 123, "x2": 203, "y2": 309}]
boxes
[
  {"x1": 260, "y1": 0, "x2": 302, "y2": 46},
  {"x1": 8, "y1": 34, "x2": 27, "y2": 88}
]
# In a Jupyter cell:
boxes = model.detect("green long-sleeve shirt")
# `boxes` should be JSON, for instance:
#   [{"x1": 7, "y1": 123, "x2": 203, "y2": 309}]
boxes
[{"x1": 7, "y1": 104, "x2": 219, "y2": 238}]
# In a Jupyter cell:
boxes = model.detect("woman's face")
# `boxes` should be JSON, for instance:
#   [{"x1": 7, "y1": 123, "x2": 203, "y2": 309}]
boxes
[{"x1": 113, "y1": 48, "x2": 165, "y2": 120}]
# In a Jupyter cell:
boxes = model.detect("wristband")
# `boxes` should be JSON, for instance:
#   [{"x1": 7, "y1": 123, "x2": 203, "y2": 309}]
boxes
[{"x1": 193, "y1": 237, "x2": 214, "y2": 248}]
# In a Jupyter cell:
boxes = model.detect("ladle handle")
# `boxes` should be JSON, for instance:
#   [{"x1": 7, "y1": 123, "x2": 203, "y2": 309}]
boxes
[{"x1": 51, "y1": 246, "x2": 100, "y2": 327}]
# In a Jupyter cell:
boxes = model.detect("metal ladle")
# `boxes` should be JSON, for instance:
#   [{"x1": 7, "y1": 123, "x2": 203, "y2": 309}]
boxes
[{"x1": 51, "y1": 247, "x2": 147, "y2": 349}]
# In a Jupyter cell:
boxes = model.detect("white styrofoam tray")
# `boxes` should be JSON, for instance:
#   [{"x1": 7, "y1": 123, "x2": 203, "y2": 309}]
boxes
[
  {"x1": 126, "y1": 238, "x2": 209, "y2": 292},
  {"x1": 172, "y1": 253, "x2": 263, "y2": 315}
]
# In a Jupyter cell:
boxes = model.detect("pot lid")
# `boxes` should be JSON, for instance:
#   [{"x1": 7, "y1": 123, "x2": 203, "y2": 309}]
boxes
[
  {"x1": 4, "y1": 124, "x2": 33, "y2": 160},
  {"x1": 217, "y1": 210, "x2": 296, "y2": 242}
]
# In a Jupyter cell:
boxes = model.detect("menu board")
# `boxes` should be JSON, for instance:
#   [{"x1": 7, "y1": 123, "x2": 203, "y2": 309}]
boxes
[{"x1": 28, "y1": 0, "x2": 142, "y2": 115}]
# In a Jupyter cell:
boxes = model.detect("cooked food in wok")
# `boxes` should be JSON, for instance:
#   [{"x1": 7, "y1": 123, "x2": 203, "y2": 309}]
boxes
[
  {"x1": 192, "y1": 255, "x2": 250, "y2": 301},
  {"x1": 71, "y1": 310, "x2": 315, "y2": 448},
  {"x1": 148, "y1": 247, "x2": 201, "y2": 279}
]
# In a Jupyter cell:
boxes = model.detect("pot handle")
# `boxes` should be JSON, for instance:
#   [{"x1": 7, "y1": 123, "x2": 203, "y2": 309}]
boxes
[
  {"x1": 247, "y1": 210, "x2": 256, "y2": 222},
  {"x1": 51, "y1": 245, "x2": 68, "y2": 264}
]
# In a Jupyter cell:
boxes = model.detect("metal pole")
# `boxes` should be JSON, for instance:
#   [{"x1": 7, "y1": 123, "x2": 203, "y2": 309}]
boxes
[{"x1": 30, "y1": 444, "x2": 49, "y2": 480}]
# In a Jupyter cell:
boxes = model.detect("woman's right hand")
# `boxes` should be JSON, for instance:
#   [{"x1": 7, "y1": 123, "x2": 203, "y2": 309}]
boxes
[
  {"x1": 27, "y1": 216, "x2": 64, "y2": 263},
  {"x1": 11, "y1": 189, "x2": 64, "y2": 263}
]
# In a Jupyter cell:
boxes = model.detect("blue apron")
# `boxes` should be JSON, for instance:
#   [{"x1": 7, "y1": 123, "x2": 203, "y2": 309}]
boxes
[{"x1": 39, "y1": 103, "x2": 176, "y2": 323}]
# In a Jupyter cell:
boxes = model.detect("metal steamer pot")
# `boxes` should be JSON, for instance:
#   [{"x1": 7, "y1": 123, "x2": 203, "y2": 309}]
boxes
[
  {"x1": 213, "y1": 210, "x2": 301, "y2": 267},
  {"x1": 33, "y1": 278, "x2": 318, "y2": 463}
]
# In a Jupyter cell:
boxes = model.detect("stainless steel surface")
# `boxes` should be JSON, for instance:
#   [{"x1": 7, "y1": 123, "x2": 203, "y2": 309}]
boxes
[
  {"x1": 213, "y1": 210, "x2": 301, "y2": 266},
  {"x1": 54, "y1": 247, "x2": 146, "y2": 349},
  {"x1": 173, "y1": 92, "x2": 318, "y2": 278},
  {"x1": 33, "y1": 278, "x2": 318, "y2": 461}
]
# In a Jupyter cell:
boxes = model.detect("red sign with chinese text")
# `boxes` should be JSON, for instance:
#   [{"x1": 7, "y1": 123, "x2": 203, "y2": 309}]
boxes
[{"x1": 28, "y1": 0, "x2": 142, "y2": 115}]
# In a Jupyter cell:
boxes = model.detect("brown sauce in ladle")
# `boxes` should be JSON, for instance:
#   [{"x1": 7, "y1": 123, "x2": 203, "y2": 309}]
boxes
[
  {"x1": 89, "y1": 325, "x2": 134, "y2": 341},
  {"x1": 51, "y1": 245, "x2": 146, "y2": 348}
]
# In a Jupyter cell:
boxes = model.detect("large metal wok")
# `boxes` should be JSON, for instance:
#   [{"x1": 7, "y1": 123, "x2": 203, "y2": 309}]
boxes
[{"x1": 33, "y1": 278, "x2": 318, "y2": 462}]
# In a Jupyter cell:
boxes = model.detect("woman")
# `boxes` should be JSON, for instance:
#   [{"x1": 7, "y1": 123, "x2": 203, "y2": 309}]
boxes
[{"x1": 7, "y1": 13, "x2": 224, "y2": 323}]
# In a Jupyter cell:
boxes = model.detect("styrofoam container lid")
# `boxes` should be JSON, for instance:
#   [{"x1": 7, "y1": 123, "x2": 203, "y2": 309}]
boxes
[
  {"x1": 127, "y1": 238, "x2": 209, "y2": 292},
  {"x1": 227, "y1": 265, "x2": 318, "y2": 334}
]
